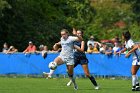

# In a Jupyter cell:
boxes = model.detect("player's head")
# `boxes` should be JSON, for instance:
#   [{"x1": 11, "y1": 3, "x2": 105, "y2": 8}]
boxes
[
  {"x1": 76, "y1": 30, "x2": 83, "y2": 37},
  {"x1": 122, "y1": 30, "x2": 131, "y2": 41},
  {"x1": 61, "y1": 29, "x2": 69, "y2": 39}
]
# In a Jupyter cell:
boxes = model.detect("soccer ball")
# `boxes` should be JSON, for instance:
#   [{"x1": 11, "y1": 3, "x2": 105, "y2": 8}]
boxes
[{"x1": 48, "y1": 62, "x2": 57, "y2": 70}]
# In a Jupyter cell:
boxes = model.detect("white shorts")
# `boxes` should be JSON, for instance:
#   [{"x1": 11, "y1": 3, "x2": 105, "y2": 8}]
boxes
[
  {"x1": 132, "y1": 56, "x2": 140, "y2": 65},
  {"x1": 58, "y1": 56, "x2": 74, "y2": 65}
]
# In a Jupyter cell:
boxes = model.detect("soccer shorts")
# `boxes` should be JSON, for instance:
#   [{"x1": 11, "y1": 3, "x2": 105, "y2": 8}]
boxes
[
  {"x1": 132, "y1": 56, "x2": 140, "y2": 65},
  {"x1": 58, "y1": 56, "x2": 74, "y2": 65}
]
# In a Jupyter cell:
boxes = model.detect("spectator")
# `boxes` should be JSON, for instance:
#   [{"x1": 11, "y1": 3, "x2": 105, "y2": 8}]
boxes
[
  {"x1": 113, "y1": 42, "x2": 119, "y2": 53},
  {"x1": 87, "y1": 44, "x2": 94, "y2": 53},
  {"x1": 99, "y1": 43, "x2": 107, "y2": 54},
  {"x1": 41, "y1": 45, "x2": 48, "y2": 58},
  {"x1": 114, "y1": 43, "x2": 124, "y2": 55},
  {"x1": 105, "y1": 46, "x2": 114, "y2": 55},
  {"x1": 23, "y1": 41, "x2": 36, "y2": 54},
  {"x1": 36, "y1": 44, "x2": 45, "y2": 53},
  {"x1": 6, "y1": 46, "x2": 18, "y2": 54},
  {"x1": 36, "y1": 44, "x2": 48, "y2": 59},
  {"x1": 2, "y1": 42, "x2": 9, "y2": 53},
  {"x1": 87, "y1": 43, "x2": 99, "y2": 53},
  {"x1": 93, "y1": 42, "x2": 100, "y2": 53},
  {"x1": 87, "y1": 35, "x2": 95, "y2": 50}
]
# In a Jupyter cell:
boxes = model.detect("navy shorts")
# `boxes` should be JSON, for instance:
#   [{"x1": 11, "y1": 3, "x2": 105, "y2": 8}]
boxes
[{"x1": 74, "y1": 55, "x2": 89, "y2": 67}]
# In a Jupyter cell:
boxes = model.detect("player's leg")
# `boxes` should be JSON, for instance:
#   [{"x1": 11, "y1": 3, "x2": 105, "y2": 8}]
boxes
[
  {"x1": 44, "y1": 56, "x2": 64, "y2": 78},
  {"x1": 82, "y1": 64, "x2": 99, "y2": 90},
  {"x1": 66, "y1": 59, "x2": 79, "y2": 86},
  {"x1": 131, "y1": 65, "x2": 140, "y2": 91},
  {"x1": 67, "y1": 64, "x2": 78, "y2": 90}
]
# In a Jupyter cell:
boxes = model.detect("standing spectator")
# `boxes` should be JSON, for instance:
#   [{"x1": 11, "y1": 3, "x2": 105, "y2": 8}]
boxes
[
  {"x1": 6, "y1": 46, "x2": 18, "y2": 54},
  {"x1": 2, "y1": 42, "x2": 9, "y2": 53},
  {"x1": 113, "y1": 42, "x2": 119, "y2": 53},
  {"x1": 87, "y1": 35, "x2": 95, "y2": 50},
  {"x1": 23, "y1": 41, "x2": 36, "y2": 54}
]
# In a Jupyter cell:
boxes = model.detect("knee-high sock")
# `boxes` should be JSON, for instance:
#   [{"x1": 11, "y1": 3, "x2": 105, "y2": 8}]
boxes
[
  {"x1": 136, "y1": 75, "x2": 139, "y2": 85},
  {"x1": 88, "y1": 76, "x2": 98, "y2": 86},
  {"x1": 132, "y1": 75, "x2": 137, "y2": 86}
]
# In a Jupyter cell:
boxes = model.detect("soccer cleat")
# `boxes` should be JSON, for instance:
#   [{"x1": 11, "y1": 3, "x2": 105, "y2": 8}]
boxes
[
  {"x1": 95, "y1": 86, "x2": 100, "y2": 90},
  {"x1": 136, "y1": 83, "x2": 140, "y2": 91},
  {"x1": 43, "y1": 72, "x2": 52, "y2": 79},
  {"x1": 132, "y1": 86, "x2": 136, "y2": 91},
  {"x1": 67, "y1": 80, "x2": 72, "y2": 86},
  {"x1": 136, "y1": 86, "x2": 140, "y2": 91},
  {"x1": 46, "y1": 75, "x2": 52, "y2": 79},
  {"x1": 74, "y1": 83, "x2": 78, "y2": 90}
]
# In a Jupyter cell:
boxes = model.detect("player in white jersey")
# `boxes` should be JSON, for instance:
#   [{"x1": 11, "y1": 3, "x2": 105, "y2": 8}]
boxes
[
  {"x1": 45, "y1": 29, "x2": 83, "y2": 90},
  {"x1": 118, "y1": 31, "x2": 140, "y2": 91}
]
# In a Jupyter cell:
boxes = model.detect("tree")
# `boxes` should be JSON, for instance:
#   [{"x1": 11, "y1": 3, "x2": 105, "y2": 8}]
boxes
[
  {"x1": 0, "y1": 0, "x2": 10, "y2": 17},
  {"x1": 0, "y1": 0, "x2": 67, "y2": 51}
]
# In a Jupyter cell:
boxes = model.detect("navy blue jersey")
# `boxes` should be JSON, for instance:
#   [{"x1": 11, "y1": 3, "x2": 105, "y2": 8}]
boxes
[{"x1": 73, "y1": 41, "x2": 88, "y2": 67}]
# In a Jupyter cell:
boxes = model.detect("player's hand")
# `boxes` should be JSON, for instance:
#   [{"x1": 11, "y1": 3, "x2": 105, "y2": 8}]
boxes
[
  {"x1": 125, "y1": 52, "x2": 131, "y2": 58},
  {"x1": 72, "y1": 28, "x2": 77, "y2": 35}
]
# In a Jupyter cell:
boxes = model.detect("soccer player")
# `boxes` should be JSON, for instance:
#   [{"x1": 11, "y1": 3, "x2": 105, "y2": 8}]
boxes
[
  {"x1": 66, "y1": 29, "x2": 99, "y2": 90},
  {"x1": 118, "y1": 31, "x2": 140, "y2": 91},
  {"x1": 45, "y1": 29, "x2": 83, "y2": 90}
]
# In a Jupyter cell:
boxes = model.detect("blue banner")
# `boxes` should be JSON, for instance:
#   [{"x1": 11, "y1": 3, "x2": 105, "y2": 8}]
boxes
[{"x1": 0, "y1": 53, "x2": 139, "y2": 76}]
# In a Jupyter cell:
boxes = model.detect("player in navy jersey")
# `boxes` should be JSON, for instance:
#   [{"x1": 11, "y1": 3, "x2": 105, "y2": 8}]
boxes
[
  {"x1": 66, "y1": 28, "x2": 99, "y2": 90},
  {"x1": 118, "y1": 31, "x2": 140, "y2": 91}
]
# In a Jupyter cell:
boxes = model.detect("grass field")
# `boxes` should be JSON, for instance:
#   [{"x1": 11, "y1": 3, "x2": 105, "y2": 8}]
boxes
[{"x1": 0, "y1": 77, "x2": 134, "y2": 93}]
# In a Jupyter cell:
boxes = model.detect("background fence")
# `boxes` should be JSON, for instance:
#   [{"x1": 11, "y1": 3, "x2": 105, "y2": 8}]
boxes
[{"x1": 0, "y1": 53, "x2": 139, "y2": 76}]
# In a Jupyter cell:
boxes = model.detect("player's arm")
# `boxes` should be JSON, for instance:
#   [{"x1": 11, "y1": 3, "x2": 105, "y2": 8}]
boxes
[
  {"x1": 125, "y1": 45, "x2": 138, "y2": 58},
  {"x1": 74, "y1": 41, "x2": 85, "y2": 52},
  {"x1": 75, "y1": 35, "x2": 83, "y2": 42},
  {"x1": 53, "y1": 42, "x2": 61, "y2": 51}
]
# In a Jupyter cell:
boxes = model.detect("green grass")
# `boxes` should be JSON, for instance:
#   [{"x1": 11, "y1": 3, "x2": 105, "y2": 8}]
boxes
[{"x1": 0, "y1": 77, "x2": 133, "y2": 93}]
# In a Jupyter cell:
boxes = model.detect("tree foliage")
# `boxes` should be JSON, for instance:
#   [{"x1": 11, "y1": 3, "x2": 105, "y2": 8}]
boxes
[{"x1": 0, "y1": 0, "x2": 140, "y2": 51}]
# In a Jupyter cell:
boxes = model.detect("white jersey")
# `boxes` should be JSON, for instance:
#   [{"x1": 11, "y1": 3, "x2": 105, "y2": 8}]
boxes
[
  {"x1": 59, "y1": 36, "x2": 77, "y2": 58},
  {"x1": 125, "y1": 39, "x2": 140, "y2": 65},
  {"x1": 125, "y1": 39, "x2": 134, "y2": 49}
]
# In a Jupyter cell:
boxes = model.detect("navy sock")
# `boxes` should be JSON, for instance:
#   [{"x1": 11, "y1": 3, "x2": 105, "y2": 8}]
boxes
[{"x1": 89, "y1": 76, "x2": 98, "y2": 86}]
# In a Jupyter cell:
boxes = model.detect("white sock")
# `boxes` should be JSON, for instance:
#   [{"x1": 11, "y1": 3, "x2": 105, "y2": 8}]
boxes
[
  {"x1": 136, "y1": 75, "x2": 139, "y2": 85},
  {"x1": 132, "y1": 75, "x2": 137, "y2": 86},
  {"x1": 48, "y1": 69, "x2": 55, "y2": 77},
  {"x1": 69, "y1": 77, "x2": 76, "y2": 85}
]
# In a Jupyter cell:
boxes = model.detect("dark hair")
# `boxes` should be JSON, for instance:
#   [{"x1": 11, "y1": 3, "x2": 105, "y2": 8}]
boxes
[
  {"x1": 122, "y1": 31, "x2": 131, "y2": 41},
  {"x1": 89, "y1": 43, "x2": 92, "y2": 46},
  {"x1": 77, "y1": 30, "x2": 84, "y2": 37}
]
